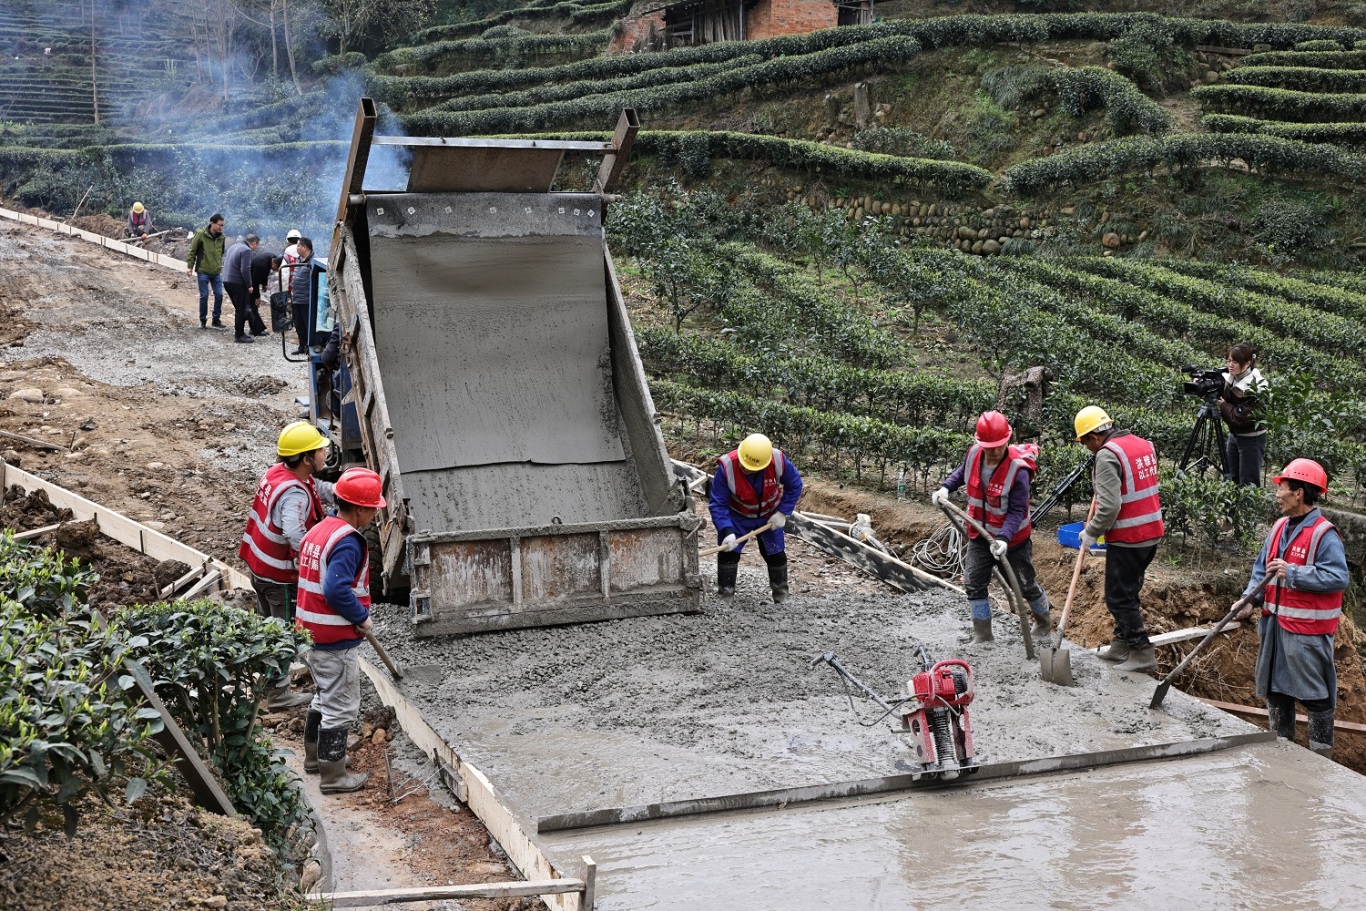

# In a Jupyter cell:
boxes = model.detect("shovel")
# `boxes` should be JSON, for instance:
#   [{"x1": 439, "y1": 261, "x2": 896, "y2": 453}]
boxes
[
  {"x1": 1040, "y1": 543, "x2": 1087, "y2": 686},
  {"x1": 935, "y1": 500, "x2": 1034, "y2": 659},
  {"x1": 1149, "y1": 575, "x2": 1269, "y2": 709},
  {"x1": 698, "y1": 519, "x2": 778, "y2": 557},
  {"x1": 365, "y1": 630, "x2": 404, "y2": 680}
]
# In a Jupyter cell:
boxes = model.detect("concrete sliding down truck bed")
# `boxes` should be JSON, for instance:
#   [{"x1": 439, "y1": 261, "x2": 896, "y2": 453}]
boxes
[{"x1": 330, "y1": 181, "x2": 699, "y2": 636}]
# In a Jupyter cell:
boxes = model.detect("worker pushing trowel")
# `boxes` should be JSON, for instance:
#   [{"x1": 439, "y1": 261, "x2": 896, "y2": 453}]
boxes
[{"x1": 707, "y1": 432, "x2": 804, "y2": 604}]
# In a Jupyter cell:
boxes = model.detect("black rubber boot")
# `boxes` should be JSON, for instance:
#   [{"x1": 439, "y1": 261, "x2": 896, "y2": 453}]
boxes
[
  {"x1": 967, "y1": 618, "x2": 994, "y2": 643},
  {"x1": 1114, "y1": 645, "x2": 1156, "y2": 673},
  {"x1": 318, "y1": 727, "x2": 368, "y2": 793},
  {"x1": 303, "y1": 709, "x2": 322, "y2": 774},
  {"x1": 1097, "y1": 641, "x2": 1131, "y2": 662},
  {"x1": 765, "y1": 552, "x2": 789, "y2": 603},
  {"x1": 1308, "y1": 708, "x2": 1335, "y2": 759},
  {"x1": 1030, "y1": 612, "x2": 1052, "y2": 642},
  {"x1": 717, "y1": 554, "x2": 740, "y2": 598},
  {"x1": 1266, "y1": 693, "x2": 1296, "y2": 740}
]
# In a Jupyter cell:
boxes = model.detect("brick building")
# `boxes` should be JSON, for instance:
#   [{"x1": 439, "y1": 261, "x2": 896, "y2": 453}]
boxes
[{"x1": 609, "y1": 0, "x2": 872, "y2": 54}]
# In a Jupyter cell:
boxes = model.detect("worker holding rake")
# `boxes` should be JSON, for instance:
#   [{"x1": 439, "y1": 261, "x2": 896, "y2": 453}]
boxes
[
  {"x1": 933, "y1": 410, "x2": 1051, "y2": 644},
  {"x1": 1235, "y1": 458, "x2": 1349, "y2": 759},
  {"x1": 709, "y1": 433, "x2": 803, "y2": 603}
]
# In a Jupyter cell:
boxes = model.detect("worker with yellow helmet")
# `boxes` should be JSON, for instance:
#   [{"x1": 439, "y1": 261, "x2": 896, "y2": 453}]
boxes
[
  {"x1": 708, "y1": 433, "x2": 804, "y2": 602},
  {"x1": 1074, "y1": 405, "x2": 1165, "y2": 673},
  {"x1": 127, "y1": 201, "x2": 152, "y2": 238},
  {"x1": 239, "y1": 421, "x2": 337, "y2": 710}
]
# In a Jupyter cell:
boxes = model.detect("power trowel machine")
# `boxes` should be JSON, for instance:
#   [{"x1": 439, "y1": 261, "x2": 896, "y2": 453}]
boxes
[{"x1": 812, "y1": 649, "x2": 977, "y2": 780}]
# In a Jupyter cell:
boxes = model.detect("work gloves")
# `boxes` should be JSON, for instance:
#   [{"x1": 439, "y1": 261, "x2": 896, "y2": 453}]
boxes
[
  {"x1": 931, "y1": 487, "x2": 950, "y2": 507},
  {"x1": 989, "y1": 538, "x2": 1008, "y2": 559},
  {"x1": 769, "y1": 512, "x2": 787, "y2": 530},
  {"x1": 722, "y1": 533, "x2": 737, "y2": 551},
  {"x1": 1080, "y1": 530, "x2": 1099, "y2": 550}
]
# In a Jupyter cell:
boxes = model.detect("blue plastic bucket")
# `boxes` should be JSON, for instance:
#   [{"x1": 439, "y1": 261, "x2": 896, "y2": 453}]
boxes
[{"x1": 1058, "y1": 521, "x2": 1106, "y2": 550}]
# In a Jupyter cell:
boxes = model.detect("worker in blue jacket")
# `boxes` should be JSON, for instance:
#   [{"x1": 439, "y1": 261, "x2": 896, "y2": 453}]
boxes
[{"x1": 708, "y1": 433, "x2": 803, "y2": 603}]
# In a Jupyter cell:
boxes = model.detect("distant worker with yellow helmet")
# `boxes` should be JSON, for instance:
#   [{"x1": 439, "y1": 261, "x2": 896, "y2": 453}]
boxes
[
  {"x1": 1074, "y1": 405, "x2": 1165, "y2": 673},
  {"x1": 239, "y1": 421, "x2": 337, "y2": 710},
  {"x1": 127, "y1": 201, "x2": 153, "y2": 238},
  {"x1": 708, "y1": 433, "x2": 804, "y2": 603}
]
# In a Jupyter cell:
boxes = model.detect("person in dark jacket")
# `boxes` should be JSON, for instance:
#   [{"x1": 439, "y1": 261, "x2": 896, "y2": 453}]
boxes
[
  {"x1": 186, "y1": 214, "x2": 226, "y2": 329},
  {"x1": 127, "y1": 202, "x2": 152, "y2": 238},
  {"x1": 289, "y1": 237, "x2": 317, "y2": 351},
  {"x1": 249, "y1": 249, "x2": 281, "y2": 337},
  {"x1": 223, "y1": 233, "x2": 261, "y2": 343}
]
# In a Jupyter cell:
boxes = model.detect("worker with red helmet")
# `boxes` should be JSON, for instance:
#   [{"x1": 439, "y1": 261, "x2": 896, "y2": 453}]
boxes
[
  {"x1": 240, "y1": 421, "x2": 336, "y2": 711},
  {"x1": 1074, "y1": 405, "x2": 1165, "y2": 673},
  {"x1": 708, "y1": 432, "x2": 804, "y2": 603},
  {"x1": 933, "y1": 410, "x2": 1051, "y2": 644},
  {"x1": 295, "y1": 466, "x2": 385, "y2": 793},
  {"x1": 1234, "y1": 458, "x2": 1348, "y2": 760}
]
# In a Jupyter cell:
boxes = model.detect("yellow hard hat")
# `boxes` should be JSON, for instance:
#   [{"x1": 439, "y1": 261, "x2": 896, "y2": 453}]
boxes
[
  {"x1": 738, "y1": 433, "x2": 774, "y2": 472},
  {"x1": 277, "y1": 421, "x2": 328, "y2": 457},
  {"x1": 132, "y1": 202, "x2": 144, "y2": 213},
  {"x1": 1074, "y1": 405, "x2": 1113, "y2": 441}
]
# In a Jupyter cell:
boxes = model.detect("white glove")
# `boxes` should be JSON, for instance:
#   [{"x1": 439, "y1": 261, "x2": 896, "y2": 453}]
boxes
[
  {"x1": 722, "y1": 533, "x2": 737, "y2": 551},
  {"x1": 769, "y1": 512, "x2": 787, "y2": 530},
  {"x1": 930, "y1": 487, "x2": 950, "y2": 507},
  {"x1": 990, "y1": 538, "x2": 1008, "y2": 559},
  {"x1": 1080, "y1": 531, "x2": 1099, "y2": 550}
]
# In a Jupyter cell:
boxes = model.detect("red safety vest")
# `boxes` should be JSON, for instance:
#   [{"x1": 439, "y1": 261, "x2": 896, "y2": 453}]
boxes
[
  {"x1": 130, "y1": 210, "x2": 150, "y2": 231},
  {"x1": 965, "y1": 443, "x2": 1035, "y2": 546},
  {"x1": 239, "y1": 463, "x2": 324, "y2": 584},
  {"x1": 1263, "y1": 514, "x2": 1342, "y2": 636},
  {"x1": 1099, "y1": 434, "x2": 1164, "y2": 544},
  {"x1": 718, "y1": 449, "x2": 788, "y2": 519},
  {"x1": 295, "y1": 516, "x2": 370, "y2": 646}
]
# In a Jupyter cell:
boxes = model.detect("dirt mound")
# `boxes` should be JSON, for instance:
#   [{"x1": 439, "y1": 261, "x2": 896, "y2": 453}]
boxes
[
  {"x1": 70, "y1": 213, "x2": 126, "y2": 240},
  {"x1": 241, "y1": 376, "x2": 289, "y2": 397}
]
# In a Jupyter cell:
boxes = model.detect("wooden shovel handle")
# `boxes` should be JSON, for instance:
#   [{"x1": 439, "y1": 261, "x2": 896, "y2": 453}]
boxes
[
  {"x1": 699, "y1": 522, "x2": 773, "y2": 557},
  {"x1": 1056, "y1": 543, "x2": 1087, "y2": 640}
]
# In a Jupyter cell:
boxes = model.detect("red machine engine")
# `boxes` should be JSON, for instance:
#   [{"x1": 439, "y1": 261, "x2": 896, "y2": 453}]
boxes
[{"x1": 900, "y1": 659, "x2": 976, "y2": 780}]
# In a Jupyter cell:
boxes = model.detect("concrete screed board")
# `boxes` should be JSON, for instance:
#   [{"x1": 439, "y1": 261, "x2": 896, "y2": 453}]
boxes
[{"x1": 372, "y1": 574, "x2": 1366, "y2": 910}]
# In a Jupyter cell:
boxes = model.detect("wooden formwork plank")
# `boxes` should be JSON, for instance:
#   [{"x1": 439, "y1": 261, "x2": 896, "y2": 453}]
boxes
[
  {"x1": 321, "y1": 879, "x2": 585, "y2": 907},
  {"x1": 0, "y1": 460, "x2": 252, "y2": 592},
  {"x1": 1198, "y1": 698, "x2": 1366, "y2": 734},
  {"x1": 359, "y1": 658, "x2": 585, "y2": 911}
]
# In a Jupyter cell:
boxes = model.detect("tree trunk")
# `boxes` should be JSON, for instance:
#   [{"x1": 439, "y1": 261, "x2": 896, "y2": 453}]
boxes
[
  {"x1": 282, "y1": 0, "x2": 301, "y2": 95},
  {"x1": 268, "y1": 1, "x2": 278, "y2": 87}
]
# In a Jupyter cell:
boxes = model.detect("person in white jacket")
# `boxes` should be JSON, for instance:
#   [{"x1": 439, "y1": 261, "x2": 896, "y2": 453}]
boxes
[{"x1": 1219, "y1": 342, "x2": 1267, "y2": 486}]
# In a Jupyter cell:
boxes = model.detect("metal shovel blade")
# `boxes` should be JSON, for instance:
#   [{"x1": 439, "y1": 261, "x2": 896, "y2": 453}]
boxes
[{"x1": 1039, "y1": 640, "x2": 1075, "y2": 686}]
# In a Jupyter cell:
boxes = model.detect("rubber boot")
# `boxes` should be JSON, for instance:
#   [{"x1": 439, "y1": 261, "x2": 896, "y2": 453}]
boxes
[
  {"x1": 1097, "y1": 641, "x2": 1131, "y2": 663},
  {"x1": 962, "y1": 599, "x2": 993, "y2": 643},
  {"x1": 318, "y1": 727, "x2": 368, "y2": 794},
  {"x1": 1308, "y1": 709, "x2": 1335, "y2": 760},
  {"x1": 716, "y1": 556, "x2": 739, "y2": 599},
  {"x1": 303, "y1": 709, "x2": 321, "y2": 774},
  {"x1": 766, "y1": 553, "x2": 789, "y2": 604},
  {"x1": 1030, "y1": 612, "x2": 1052, "y2": 642},
  {"x1": 1266, "y1": 694, "x2": 1296, "y2": 740},
  {"x1": 266, "y1": 684, "x2": 312, "y2": 711},
  {"x1": 1114, "y1": 645, "x2": 1156, "y2": 673}
]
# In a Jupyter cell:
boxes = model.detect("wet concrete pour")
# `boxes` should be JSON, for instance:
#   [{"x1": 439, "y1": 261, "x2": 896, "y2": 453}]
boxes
[{"x1": 370, "y1": 561, "x2": 1366, "y2": 908}]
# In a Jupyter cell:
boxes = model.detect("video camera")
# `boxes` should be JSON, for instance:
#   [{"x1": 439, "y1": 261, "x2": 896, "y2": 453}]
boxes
[{"x1": 1182, "y1": 365, "x2": 1225, "y2": 399}]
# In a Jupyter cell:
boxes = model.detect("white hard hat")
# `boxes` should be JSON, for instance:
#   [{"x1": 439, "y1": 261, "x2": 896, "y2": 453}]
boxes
[{"x1": 286, "y1": 229, "x2": 301, "y2": 241}]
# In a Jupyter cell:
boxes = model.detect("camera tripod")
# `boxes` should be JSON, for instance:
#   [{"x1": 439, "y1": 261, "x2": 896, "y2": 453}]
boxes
[{"x1": 1177, "y1": 396, "x2": 1229, "y2": 477}]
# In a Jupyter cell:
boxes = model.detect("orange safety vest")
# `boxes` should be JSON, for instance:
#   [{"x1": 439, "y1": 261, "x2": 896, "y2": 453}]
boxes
[
  {"x1": 1099, "y1": 434, "x2": 1164, "y2": 544},
  {"x1": 1263, "y1": 514, "x2": 1342, "y2": 636},
  {"x1": 717, "y1": 449, "x2": 788, "y2": 519},
  {"x1": 295, "y1": 516, "x2": 370, "y2": 646},
  {"x1": 239, "y1": 463, "x2": 324, "y2": 584},
  {"x1": 965, "y1": 443, "x2": 1035, "y2": 547}
]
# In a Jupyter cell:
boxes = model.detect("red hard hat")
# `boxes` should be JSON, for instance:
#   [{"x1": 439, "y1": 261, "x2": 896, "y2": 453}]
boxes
[
  {"x1": 335, "y1": 467, "x2": 386, "y2": 508},
  {"x1": 974, "y1": 410, "x2": 1012, "y2": 448},
  {"x1": 1272, "y1": 458, "x2": 1327, "y2": 493}
]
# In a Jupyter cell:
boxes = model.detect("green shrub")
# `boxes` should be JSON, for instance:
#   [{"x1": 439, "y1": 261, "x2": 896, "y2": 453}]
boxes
[
  {"x1": 1296, "y1": 39, "x2": 1345, "y2": 51},
  {"x1": 0, "y1": 533, "x2": 95, "y2": 619},
  {"x1": 115, "y1": 601, "x2": 311, "y2": 856},
  {"x1": 1225, "y1": 65, "x2": 1366, "y2": 94},
  {"x1": 850, "y1": 127, "x2": 956, "y2": 160},
  {"x1": 1161, "y1": 469, "x2": 1275, "y2": 547}
]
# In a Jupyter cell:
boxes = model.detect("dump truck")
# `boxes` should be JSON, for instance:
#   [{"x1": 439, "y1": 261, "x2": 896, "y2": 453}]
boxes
[{"x1": 314, "y1": 98, "x2": 700, "y2": 636}]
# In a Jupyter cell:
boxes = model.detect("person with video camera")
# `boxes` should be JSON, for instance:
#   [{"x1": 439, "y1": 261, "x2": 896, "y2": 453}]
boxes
[
  {"x1": 1219, "y1": 343, "x2": 1267, "y2": 486},
  {"x1": 1074, "y1": 405, "x2": 1165, "y2": 673}
]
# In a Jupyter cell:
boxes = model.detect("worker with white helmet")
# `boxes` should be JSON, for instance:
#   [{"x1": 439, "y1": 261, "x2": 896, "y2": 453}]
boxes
[
  {"x1": 296, "y1": 466, "x2": 385, "y2": 793},
  {"x1": 1074, "y1": 405, "x2": 1165, "y2": 673},
  {"x1": 708, "y1": 433, "x2": 804, "y2": 603},
  {"x1": 283, "y1": 229, "x2": 307, "y2": 353},
  {"x1": 933, "y1": 410, "x2": 1051, "y2": 644},
  {"x1": 1234, "y1": 458, "x2": 1348, "y2": 759},
  {"x1": 240, "y1": 421, "x2": 337, "y2": 709}
]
